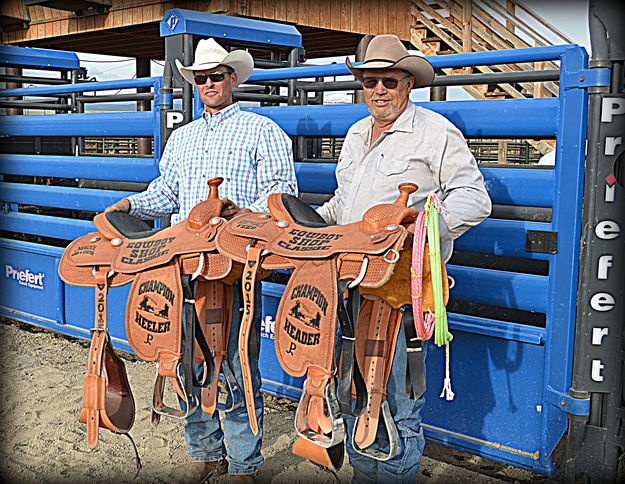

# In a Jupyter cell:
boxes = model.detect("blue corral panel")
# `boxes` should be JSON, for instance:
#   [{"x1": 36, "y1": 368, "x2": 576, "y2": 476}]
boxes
[
  {"x1": 422, "y1": 332, "x2": 554, "y2": 474},
  {"x1": 64, "y1": 283, "x2": 133, "y2": 353},
  {"x1": 160, "y1": 8, "x2": 302, "y2": 47},
  {"x1": 247, "y1": 99, "x2": 558, "y2": 138},
  {"x1": 0, "y1": 212, "x2": 93, "y2": 240},
  {"x1": 0, "y1": 239, "x2": 65, "y2": 326},
  {"x1": 454, "y1": 219, "x2": 554, "y2": 258},
  {"x1": 295, "y1": 162, "x2": 556, "y2": 207},
  {"x1": 0, "y1": 154, "x2": 159, "y2": 183},
  {"x1": 0, "y1": 112, "x2": 154, "y2": 137},
  {"x1": 259, "y1": 282, "x2": 305, "y2": 399},
  {"x1": 448, "y1": 265, "x2": 549, "y2": 313},
  {"x1": 0, "y1": 44, "x2": 79, "y2": 70},
  {"x1": 0, "y1": 182, "x2": 136, "y2": 212}
]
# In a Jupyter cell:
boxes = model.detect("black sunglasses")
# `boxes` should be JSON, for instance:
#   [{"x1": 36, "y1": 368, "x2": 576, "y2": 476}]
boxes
[
  {"x1": 193, "y1": 71, "x2": 230, "y2": 85},
  {"x1": 361, "y1": 75, "x2": 411, "y2": 90}
]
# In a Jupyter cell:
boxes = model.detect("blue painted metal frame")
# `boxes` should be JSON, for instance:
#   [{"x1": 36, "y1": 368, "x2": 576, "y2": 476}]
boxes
[
  {"x1": 0, "y1": 44, "x2": 79, "y2": 70},
  {"x1": 160, "y1": 8, "x2": 302, "y2": 48}
]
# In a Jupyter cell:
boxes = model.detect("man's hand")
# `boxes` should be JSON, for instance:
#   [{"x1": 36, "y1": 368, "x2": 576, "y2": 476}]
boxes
[
  {"x1": 221, "y1": 198, "x2": 251, "y2": 219},
  {"x1": 105, "y1": 198, "x2": 131, "y2": 213}
]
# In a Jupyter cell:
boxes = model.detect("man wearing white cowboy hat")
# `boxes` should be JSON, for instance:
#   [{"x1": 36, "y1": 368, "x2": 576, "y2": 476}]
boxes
[
  {"x1": 106, "y1": 37, "x2": 297, "y2": 483},
  {"x1": 317, "y1": 34, "x2": 490, "y2": 483}
]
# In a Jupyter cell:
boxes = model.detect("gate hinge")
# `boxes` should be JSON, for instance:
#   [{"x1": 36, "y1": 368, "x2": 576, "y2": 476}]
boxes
[
  {"x1": 564, "y1": 68, "x2": 611, "y2": 90},
  {"x1": 545, "y1": 386, "x2": 590, "y2": 416}
]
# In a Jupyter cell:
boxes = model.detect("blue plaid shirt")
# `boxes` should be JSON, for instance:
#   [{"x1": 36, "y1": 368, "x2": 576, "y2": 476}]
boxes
[{"x1": 128, "y1": 102, "x2": 297, "y2": 223}]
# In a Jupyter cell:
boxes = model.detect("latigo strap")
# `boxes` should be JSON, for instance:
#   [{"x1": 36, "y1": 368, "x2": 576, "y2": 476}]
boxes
[
  {"x1": 194, "y1": 280, "x2": 241, "y2": 414},
  {"x1": 352, "y1": 299, "x2": 403, "y2": 460}
]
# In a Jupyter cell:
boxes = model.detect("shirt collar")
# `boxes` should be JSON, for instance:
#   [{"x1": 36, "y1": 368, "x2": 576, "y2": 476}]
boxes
[{"x1": 202, "y1": 102, "x2": 240, "y2": 125}]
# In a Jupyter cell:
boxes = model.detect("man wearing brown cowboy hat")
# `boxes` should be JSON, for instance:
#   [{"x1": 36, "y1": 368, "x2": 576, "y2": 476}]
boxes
[
  {"x1": 106, "y1": 37, "x2": 297, "y2": 483},
  {"x1": 317, "y1": 34, "x2": 491, "y2": 483}
]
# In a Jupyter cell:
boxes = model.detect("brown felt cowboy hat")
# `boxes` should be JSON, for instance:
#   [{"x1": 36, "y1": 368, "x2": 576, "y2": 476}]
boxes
[
  {"x1": 346, "y1": 34, "x2": 435, "y2": 88},
  {"x1": 175, "y1": 38, "x2": 253, "y2": 87}
]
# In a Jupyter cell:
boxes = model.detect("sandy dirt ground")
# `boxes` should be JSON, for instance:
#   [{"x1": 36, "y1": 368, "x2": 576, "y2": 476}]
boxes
[{"x1": 0, "y1": 317, "x2": 554, "y2": 483}]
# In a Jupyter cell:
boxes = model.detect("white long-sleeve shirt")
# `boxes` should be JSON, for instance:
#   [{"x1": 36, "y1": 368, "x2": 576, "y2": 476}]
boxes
[{"x1": 317, "y1": 102, "x2": 491, "y2": 261}]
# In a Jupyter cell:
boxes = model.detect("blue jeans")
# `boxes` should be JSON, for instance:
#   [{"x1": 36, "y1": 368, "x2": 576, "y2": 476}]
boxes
[
  {"x1": 181, "y1": 281, "x2": 264, "y2": 475},
  {"x1": 344, "y1": 312, "x2": 428, "y2": 484}
]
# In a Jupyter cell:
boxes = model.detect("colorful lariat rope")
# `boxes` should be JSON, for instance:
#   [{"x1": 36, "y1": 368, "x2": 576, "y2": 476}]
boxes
[{"x1": 410, "y1": 193, "x2": 455, "y2": 400}]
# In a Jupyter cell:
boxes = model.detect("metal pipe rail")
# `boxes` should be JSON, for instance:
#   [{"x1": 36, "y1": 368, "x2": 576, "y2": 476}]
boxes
[
  {"x1": 0, "y1": 75, "x2": 73, "y2": 85},
  {"x1": 0, "y1": 77, "x2": 162, "y2": 98},
  {"x1": 246, "y1": 45, "x2": 581, "y2": 82},
  {"x1": 0, "y1": 101, "x2": 72, "y2": 111},
  {"x1": 296, "y1": 69, "x2": 561, "y2": 91}
]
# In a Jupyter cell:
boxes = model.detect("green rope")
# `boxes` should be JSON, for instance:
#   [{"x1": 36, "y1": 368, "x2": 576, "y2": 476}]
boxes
[{"x1": 426, "y1": 197, "x2": 453, "y2": 347}]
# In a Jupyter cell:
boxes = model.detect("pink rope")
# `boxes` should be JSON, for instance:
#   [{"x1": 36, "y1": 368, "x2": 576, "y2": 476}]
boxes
[{"x1": 411, "y1": 210, "x2": 434, "y2": 340}]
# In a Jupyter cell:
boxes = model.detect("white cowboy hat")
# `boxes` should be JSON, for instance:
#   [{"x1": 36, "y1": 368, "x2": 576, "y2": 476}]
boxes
[
  {"x1": 346, "y1": 34, "x2": 434, "y2": 88},
  {"x1": 175, "y1": 38, "x2": 254, "y2": 87}
]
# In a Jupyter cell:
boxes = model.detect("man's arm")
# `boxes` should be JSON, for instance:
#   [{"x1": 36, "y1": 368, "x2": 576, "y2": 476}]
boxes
[
  {"x1": 246, "y1": 122, "x2": 298, "y2": 213},
  {"x1": 316, "y1": 137, "x2": 356, "y2": 224},
  {"x1": 436, "y1": 125, "x2": 492, "y2": 243},
  {"x1": 124, "y1": 133, "x2": 181, "y2": 219}
]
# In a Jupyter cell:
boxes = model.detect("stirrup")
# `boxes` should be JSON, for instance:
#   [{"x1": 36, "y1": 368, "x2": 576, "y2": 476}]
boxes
[
  {"x1": 351, "y1": 401, "x2": 400, "y2": 461},
  {"x1": 294, "y1": 380, "x2": 345, "y2": 448},
  {"x1": 216, "y1": 360, "x2": 243, "y2": 412},
  {"x1": 151, "y1": 363, "x2": 198, "y2": 421}
]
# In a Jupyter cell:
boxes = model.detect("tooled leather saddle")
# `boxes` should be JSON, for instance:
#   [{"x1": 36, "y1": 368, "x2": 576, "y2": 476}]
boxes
[
  {"x1": 216, "y1": 183, "x2": 448, "y2": 468},
  {"x1": 58, "y1": 177, "x2": 243, "y2": 453}
]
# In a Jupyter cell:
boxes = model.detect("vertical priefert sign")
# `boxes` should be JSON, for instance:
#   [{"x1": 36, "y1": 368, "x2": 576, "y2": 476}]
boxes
[{"x1": 579, "y1": 95, "x2": 625, "y2": 391}]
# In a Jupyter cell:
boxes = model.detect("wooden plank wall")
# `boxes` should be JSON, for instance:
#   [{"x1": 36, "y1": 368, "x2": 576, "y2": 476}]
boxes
[
  {"x1": 0, "y1": 0, "x2": 31, "y2": 22},
  {"x1": 2, "y1": 0, "x2": 410, "y2": 44}
]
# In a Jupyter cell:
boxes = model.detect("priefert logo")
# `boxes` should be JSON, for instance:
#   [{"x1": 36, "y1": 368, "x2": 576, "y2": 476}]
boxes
[{"x1": 5, "y1": 264, "x2": 45, "y2": 290}]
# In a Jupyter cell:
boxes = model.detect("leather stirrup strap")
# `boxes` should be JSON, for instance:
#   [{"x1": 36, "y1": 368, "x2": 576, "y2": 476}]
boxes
[
  {"x1": 80, "y1": 268, "x2": 136, "y2": 447},
  {"x1": 353, "y1": 299, "x2": 402, "y2": 459},
  {"x1": 402, "y1": 309, "x2": 426, "y2": 399},
  {"x1": 195, "y1": 281, "x2": 236, "y2": 415},
  {"x1": 181, "y1": 275, "x2": 215, "y2": 391},
  {"x1": 336, "y1": 279, "x2": 367, "y2": 417},
  {"x1": 239, "y1": 245, "x2": 263, "y2": 435},
  {"x1": 82, "y1": 268, "x2": 111, "y2": 448}
]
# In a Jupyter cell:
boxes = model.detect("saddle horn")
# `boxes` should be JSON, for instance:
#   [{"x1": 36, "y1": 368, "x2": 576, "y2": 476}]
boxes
[
  {"x1": 394, "y1": 183, "x2": 418, "y2": 207},
  {"x1": 207, "y1": 177, "x2": 224, "y2": 200}
]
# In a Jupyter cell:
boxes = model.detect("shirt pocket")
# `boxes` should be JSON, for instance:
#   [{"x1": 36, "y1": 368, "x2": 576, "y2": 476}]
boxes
[
  {"x1": 375, "y1": 155, "x2": 409, "y2": 176},
  {"x1": 336, "y1": 157, "x2": 356, "y2": 186}
]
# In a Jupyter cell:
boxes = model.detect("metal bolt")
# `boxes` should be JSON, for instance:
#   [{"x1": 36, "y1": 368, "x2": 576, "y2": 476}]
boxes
[
  {"x1": 111, "y1": 238, "x2": 122, "y2": 246},
  {"x1": 561, "y1": 400, "x2": 566, "y2": 406},
  {"x1": 210, "y1": 217, "x2": 221, "y2": 225},
  {"x1": 276, "y1": 221, "x2": 289, "y2": 228},
  {"x1": 580, "y1": 75, "x2": 585, "y2": 82},
  {"x1": 89, "y1": 236, "x2": 100, "y2": 242},
  {"x1": 385, "y1": 224, "x2": 398, "y2": 231}
]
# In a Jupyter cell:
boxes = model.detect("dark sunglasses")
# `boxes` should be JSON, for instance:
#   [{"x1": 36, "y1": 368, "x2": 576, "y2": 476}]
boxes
[
  {"x1": 193, "y1": 71, "x2": 230, "y2": 85},
  {"x1": 361, "y1": 75, "x2": 411, "y2": 89}
]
